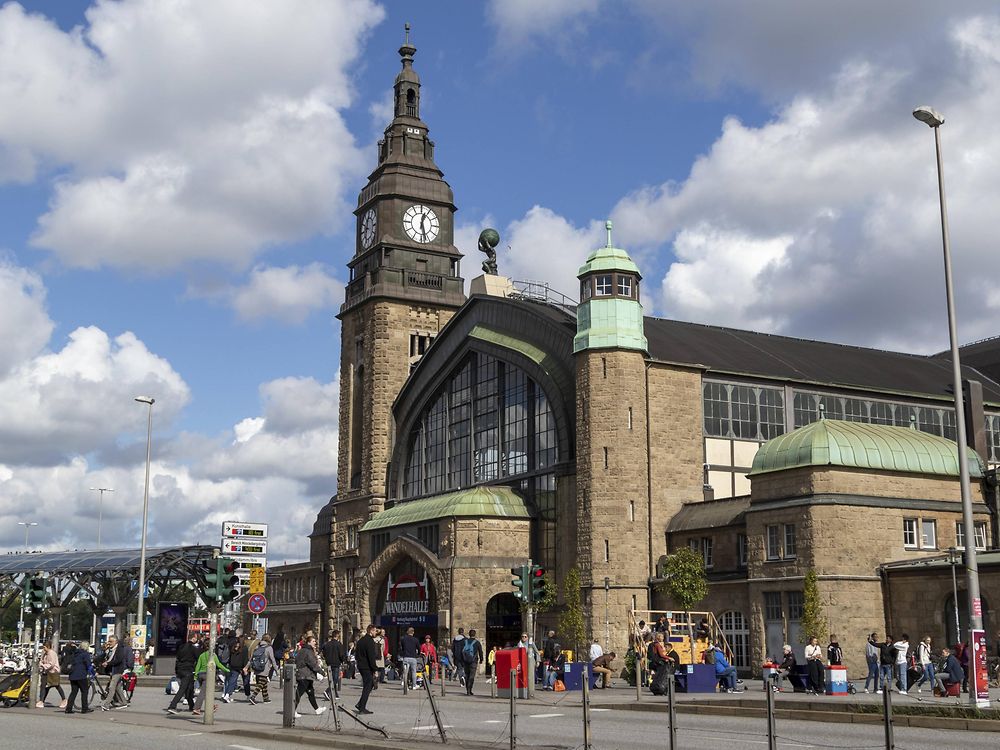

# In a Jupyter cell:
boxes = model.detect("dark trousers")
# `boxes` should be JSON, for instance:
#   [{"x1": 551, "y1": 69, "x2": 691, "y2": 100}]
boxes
[
  {"x1": 325, "y1": 665, "x2": 341, "y2": 699},
  {"x1": 168, "y1": 672, "x2": 196, "y2": 710},
  {"x1": 67, "y1": 679, "x2": 89, "y2": 711},
  {"x1": 357, "y1": 669, "x2": 374, "y2": 710},
  {"x1": 295, "y1": 679, "x2": 318, "y2": 710},
  {"x1": 463, "y1": 662, "x2": 477, "y2": 694},
  {"x1": 43, "y1": 682, "x2": 66, "y2": 701},
  {"x1": 807, "y1": 660, "x2": 825, "y2": 692}
]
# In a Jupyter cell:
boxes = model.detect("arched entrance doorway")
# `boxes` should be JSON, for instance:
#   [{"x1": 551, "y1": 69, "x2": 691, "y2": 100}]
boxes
[
  {"x1": 486, "y1": 593, "x2": 522, "y2": 654},
  {"x1": 375, "y1": 558, "x2": 439, "y2": 657}
]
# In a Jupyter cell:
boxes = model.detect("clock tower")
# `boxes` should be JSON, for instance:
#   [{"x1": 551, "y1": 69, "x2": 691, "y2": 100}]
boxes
[{"x1": 332, "y1": 28, "x2": 465, "y2": 622}]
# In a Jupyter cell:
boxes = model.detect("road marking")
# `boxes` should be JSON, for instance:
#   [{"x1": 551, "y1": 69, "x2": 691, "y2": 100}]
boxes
[
  {"x1": 178, "y1": 733, "x2": 203, "y2": 737},
  {"x1": 590, "y1": 708, "x2": 611, "y2": 712},
  {"x1": 412, "y1": 725, "x2": 453, "y2": 730},
  {"x1": 483, "y1": 720, "x2": 505, "y2": 723},
  {"x1": 529, "y1": 713, "x2": 564, "y2": 718},
  {"x1": 229, "y1": 745, "x2": 266, "y2": 750}
]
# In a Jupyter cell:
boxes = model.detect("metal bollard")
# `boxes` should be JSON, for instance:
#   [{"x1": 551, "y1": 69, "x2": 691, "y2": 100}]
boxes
[
  {"x1": 282, "y1": 663, "x2": 296, "y2": 728},
  {"x1": 667, "y1": 670, "x2": 678, "y2": 750},
  {"x1": 509, "y1": 668, "x2": 517, "y2": 750},
  {"x1": 581, "y1": 665, "x2": 592, "y2": 750},
  {"x1": 765, "y1": 674, "x2": 777, "y2": 750},
  {"x1": 882, "y1": 676, "x2": 894, "y2": 750}
]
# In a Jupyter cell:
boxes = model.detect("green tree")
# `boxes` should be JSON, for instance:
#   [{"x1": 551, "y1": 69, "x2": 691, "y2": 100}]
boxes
[
  {"x1": 558, "y1": 567, "x2": 587, "y2": 661},
  {"x1": 800, "y1": 569, "x2": 828, "y2": 644},
  {"x1": 657, "y1": 547, "x2": 709, "y2": 645}
]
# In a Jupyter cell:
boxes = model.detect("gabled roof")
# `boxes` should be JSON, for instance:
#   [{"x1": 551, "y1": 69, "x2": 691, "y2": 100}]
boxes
[
  {"x1": 642, "y1": 317, "x2": 1000, "y2": 405},
  {"x1": 748, "y1": 419, "x2": 985, "y2": 478},
  {"x1": 361, "y1": 486, "x2": 532, "y2": 532}
]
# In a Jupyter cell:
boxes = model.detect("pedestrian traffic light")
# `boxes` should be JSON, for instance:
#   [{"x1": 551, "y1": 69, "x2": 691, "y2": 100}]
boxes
[
  {"x1": 530, "y1": 565, "x2": 546, "y2": 602},
  {"x1": 26, "y1": 576, "x2": 48, "y2": 614},
  {"x1": 217, "y1": 557, "x2": 240, "y2": 603},
  {"x1": 510, "y1": 564, "x2": 529, "y2": 600}
]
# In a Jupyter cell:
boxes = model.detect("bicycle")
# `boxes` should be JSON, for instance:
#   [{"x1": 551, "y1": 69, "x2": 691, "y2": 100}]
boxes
[{"x1": 88, "y1": 671, "x2": 137, "y2": 706}]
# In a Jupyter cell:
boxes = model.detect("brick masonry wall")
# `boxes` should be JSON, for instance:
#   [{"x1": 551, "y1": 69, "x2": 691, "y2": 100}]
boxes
[{"x1": 752, "y1": 466, "x2": 977, "y2": 504}]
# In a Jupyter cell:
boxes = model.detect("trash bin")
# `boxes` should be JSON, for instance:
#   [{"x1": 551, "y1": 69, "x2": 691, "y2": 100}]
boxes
[
  {"x1": 761, "y1": 662, "x2": 777, "y2": 692},
  {"x1": 825, "y1": 665, "x2": 848, "y2": 695},
  {"x1": 495, "y1": 648, "x2": 529, "y2": 698}
]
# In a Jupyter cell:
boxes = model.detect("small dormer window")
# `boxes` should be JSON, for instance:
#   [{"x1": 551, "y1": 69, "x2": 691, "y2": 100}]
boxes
[
  {"x1": 595, "y1": 275, "x2": 613, "y2": 296},
  {"x1": 618, "y1": 275, "x2": 632, "y2": 298}
]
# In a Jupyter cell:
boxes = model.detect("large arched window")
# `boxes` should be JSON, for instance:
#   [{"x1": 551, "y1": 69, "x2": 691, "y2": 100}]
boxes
[{"x1": 401, "y1": 353, "x2": 558, "y2": 499}]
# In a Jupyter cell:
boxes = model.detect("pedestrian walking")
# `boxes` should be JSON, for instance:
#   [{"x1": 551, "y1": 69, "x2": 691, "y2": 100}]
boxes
[
  {"x1": 64, "y1": 641, "x2": 94, "y2": 714},
  {"x1": 223, "y1": 635, "x2": 248, "y2": 702},
  {"x1": 374, "y1": 628, "x2": 387, "y2": 687},
  {"x1": 461, "y1": 628, "x2": 484, "y2": 695},
  {"x1": 863, "y1": 632, "x2": 880, "y2": 693},
  {"x1": 248, "y1": 633, "x2": 279, "y2": 705},
  {"x1": 165, "y1": 632, "x2": 200, "y2": 714},
  {"x1": 192, "y1": 638, "x2": 229, "y2": 716},
  {"x1": 914, "y1": 635, "x2": 935, "y2": 692},
  {"x1": 354, "y1": 624, "x2": 380, "y2": 714},
  {"x1": 420, "y1": 635, "x2": 438, "y2": 683},
  {"x1": 293, "y1": 635, "x2": 327, "y2": 717},
  {"x1": 38, "y1": 641, "x2": 67, "y2": 708},
  {"x1": 893, "y1": 634, "x2": 910, "y2": 694},
  {"x1": 321, "y1": 629, "x2": 346, "y2": 699},
  {"x1": 100, "y1": 636, "x2": 130, "y2": 710},
  {"x1": 399, "y1": 627, "x2": 420, "y2": 689},
  {"x1": 878, "y1": 634, "x2": 895, "y2": 693},
  {"x1": 451, "y1": 628, "x2": 466, "y2": 685}
]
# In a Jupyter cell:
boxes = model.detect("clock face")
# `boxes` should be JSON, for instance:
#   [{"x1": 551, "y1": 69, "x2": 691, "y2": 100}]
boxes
[
  {"x1": 360, "y1": 209, "x2": 377, "y2": 249},
  {"x1": 402, "y1": 204, "x2": 439, "y2": 244}
]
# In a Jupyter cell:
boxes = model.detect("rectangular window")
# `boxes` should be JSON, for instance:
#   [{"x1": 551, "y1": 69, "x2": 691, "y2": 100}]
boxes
[
  {"x1": 956, "y1": 521, "x2": 987, "y2": 551},
  {"x1": 921, "y1": 519, "x2": 937, "y2": 549},
  {"x1": 737, "y1": 534, "x2": 748, "y2": 568},
  {"x1": 729, "y1": 385, "x2": 758, "y2": 439},
  {"x1": 604, "y1": 539, "x2": 610, "y2": 563},
  {"x1": 903, "y1": 518, "x2": 918, "y2": 548},
  {"x1": 702, "y1": 537, "x2": 714, "y2": 569},
  {"x1": 766, "y1": 525, "x2": 781, "y2": 560},
  {"x1": 783, "y1": 524, "x2": 797, "y2": 559},
  {"x1": 628, "y1": 500, "x2": 635, "y2": 522},
  {"x1": 372, "y1": 531, "x2": 390, "y2": 556},
  {"x1": 703, "y1": 382, "x2": 730, "y2": 437},
  {"x1": 763, "y1": 592, "x2": 783, "y2": 621},
  {"x1": 603, "y1": 446, "x2": 609, "y2": 468},
  {"x1": 416, "y1": 523, "x2": 440, "y2": 554},
  {"x1": 628, "y1": 406, "x2": 633, "y2": 430},
  {"x1": 786, "y1": 591, "x2": 804, "y2": 621},
  {"x1": 618, "y1": 275, "x2": 632, "y2": 297},
  {"x1": 346, "y1": 567, "x2": 356, "y2": 593},
  {"x1": 346, "y1": 524, "x2": 359, "y2": 550},
  {"x1": 595, "y1": 275, "x2": 613, "y2": 296}
]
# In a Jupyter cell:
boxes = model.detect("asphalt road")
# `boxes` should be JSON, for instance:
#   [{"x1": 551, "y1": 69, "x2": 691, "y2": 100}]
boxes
[{"x1": 4, "y1": 676, "x2": 998, "y2": 750}]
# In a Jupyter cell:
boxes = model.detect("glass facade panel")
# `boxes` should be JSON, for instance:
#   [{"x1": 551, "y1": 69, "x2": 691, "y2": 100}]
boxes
[
  {"x1": 730, "y1": 385, "x2": 758, "y2": 439},
  {"x1": 703, "y1": 380, "x2": 784, "y2": 440},
  {"x1": 704, "y1": 382, "x2": 730, "y2": 436},
  {"x1": 786, "y1": 592, "x2": 804, "y2": 621}
]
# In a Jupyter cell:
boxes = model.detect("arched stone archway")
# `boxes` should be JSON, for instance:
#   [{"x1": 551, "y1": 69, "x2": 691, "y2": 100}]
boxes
[{"x1": 357, "y1": 535, "x2": 450, "y2": 625}]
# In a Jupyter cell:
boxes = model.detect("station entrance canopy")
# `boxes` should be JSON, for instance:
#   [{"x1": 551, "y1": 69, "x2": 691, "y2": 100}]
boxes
[{"x1": 0, "y1": 545, "x2": 217, "y2": 612}]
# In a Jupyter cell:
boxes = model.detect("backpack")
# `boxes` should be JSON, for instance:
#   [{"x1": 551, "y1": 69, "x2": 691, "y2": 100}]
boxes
[
  {"x1": 251, "y1": 645, "x2": 269, "y2": 673},
  {"x1": 216, "y1": 640, "x2": 231, "y2": 665},
  {"x1": 462, "y1": 638, "x2": 477, "y2": 663},
  {"x1": 60, "y1": 651, "x2": 75, "y2": 675},
  {"x1": 123, "y1": 644, "x2": 135, "y2": 671},
  {"x1": 702, "y1": 647, "x2": 716, "y2": 665}
]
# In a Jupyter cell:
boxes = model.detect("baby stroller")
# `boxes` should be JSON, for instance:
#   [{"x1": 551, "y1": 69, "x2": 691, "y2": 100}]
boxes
[{"x1": 0, "y1": 671, "x2": 31, "y2": 707}]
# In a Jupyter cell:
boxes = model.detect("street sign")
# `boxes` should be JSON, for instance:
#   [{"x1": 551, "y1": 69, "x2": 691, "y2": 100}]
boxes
[
  {"x1": 247, "y1": 593, "x2": 268, "y2": 614},
  {"x1": 223, "y1": 538, "x2": 267, "y2": 555},
  {"x1": 222, "y1": 521, "x2": 268, "y2": 538},
  {"x1": 228, "y1": 555, "x2": 267, "y2": 570},
  {"x1": 249, "y1": 567, "x2": 266, "y2": 595}
]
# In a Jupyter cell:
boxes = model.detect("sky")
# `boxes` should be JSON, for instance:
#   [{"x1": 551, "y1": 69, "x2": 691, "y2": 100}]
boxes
[{"x1": 1, "y1": 0, "x2": 999, "y2": 562}]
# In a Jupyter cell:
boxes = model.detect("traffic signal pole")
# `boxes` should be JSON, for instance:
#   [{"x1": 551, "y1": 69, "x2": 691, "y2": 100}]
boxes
[{"x1": 204, "y1": 609, "x2": 218, "y2": 725}]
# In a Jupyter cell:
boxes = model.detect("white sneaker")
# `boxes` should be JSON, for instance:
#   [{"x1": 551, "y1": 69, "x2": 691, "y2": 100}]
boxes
[
  {"x1": 294, "y1": 712, "x2": 303, "y2": 718},
  {"x1": 899, "y1": 690, "x2": 907, "y2": 695},
  {"x1": 864, "y1": 688, "x2": 870, "y2": 694},
  {"x1": 315, "y1": 707, "x2": 327, "y2": 715},
  {"x1": 876, "y1": 690, "x2": 883, "y2": 694}
]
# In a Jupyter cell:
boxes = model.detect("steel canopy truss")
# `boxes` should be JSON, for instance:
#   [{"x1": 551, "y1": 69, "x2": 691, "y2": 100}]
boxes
[{"x1": 0, "y1": 545, "x2": 217, "y2": 612}]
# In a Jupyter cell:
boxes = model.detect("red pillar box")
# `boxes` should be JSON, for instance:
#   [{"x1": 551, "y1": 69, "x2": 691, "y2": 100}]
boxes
[
  {"x1": 495, "y1": 648, "x2": 529, "y2": 699},
  {"x1": 825, "y1": 665, "x2": 848, "y2": 695}
]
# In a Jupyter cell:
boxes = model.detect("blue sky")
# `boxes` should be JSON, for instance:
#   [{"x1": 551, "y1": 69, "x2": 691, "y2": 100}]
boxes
[{"x1": 1, "y1": 1, "x2": 999, "y2": 560}]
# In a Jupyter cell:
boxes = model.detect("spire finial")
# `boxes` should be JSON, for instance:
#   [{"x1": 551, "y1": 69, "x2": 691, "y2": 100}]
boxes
[
  {"x1": 818, "y1": 402, "x2": 826, "y2": 420},
  {"x1": 405, "y1": 22, "x2": 410, "y2": 44},
  {"x1": 909, "y1": 413, "x2": 917, "y2": 430},
  {"x1": 606, "y1": 220, "x2": 613, "y2": 248}
]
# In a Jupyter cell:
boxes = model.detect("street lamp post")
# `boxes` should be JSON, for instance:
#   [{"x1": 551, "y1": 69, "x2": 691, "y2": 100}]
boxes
[
  {"x1": 134, "y1": 396, "x2": 155, "y2": 647},
  {"x1": 947, "y1": 547, "x2": 961, "y2": 643},
  {"x1": 913, "y1": 106, "x2": 983, "y2": 705},
  {"x1": 16, "y1": 521, "x2": 38, "y2": 644},
  {"x1": 89, "y1": 487, "x2": 115, "y2": 549}
]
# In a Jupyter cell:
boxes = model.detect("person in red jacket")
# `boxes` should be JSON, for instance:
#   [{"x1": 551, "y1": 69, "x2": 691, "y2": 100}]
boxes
[{"x1": 420, "y1": 635, "x2": 438, "y2": 683}]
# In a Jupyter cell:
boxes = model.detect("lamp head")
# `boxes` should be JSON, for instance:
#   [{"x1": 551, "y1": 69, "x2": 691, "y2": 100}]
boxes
[
  {"x1": 134, "y1": 396, "x2": 155, "y2": 405},
  {"x1": 912, "y1": 106, "x2": 944, "y2": 128}
]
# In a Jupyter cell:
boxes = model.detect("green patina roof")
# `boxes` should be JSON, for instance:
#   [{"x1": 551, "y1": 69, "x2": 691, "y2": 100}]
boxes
[
  {"x1": 748, "y1": 419, "x2": 986, "y2": 478},
  {"x1": 361, "y1": 486, "x2": 532, "y2": 532},
  {"x1": 577, "y1": 220, "x2": 642, "y2": 278}
]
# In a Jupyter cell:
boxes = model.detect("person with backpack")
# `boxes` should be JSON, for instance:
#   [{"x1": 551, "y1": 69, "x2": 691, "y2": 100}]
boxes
[
  {"x1": 321, "y1": 630, "x2": 346, "y2": 699},
  {"x1": 461, "y1": 628, "x2": 484, "y2": 695},
  {"x1": 451, "y1": 628, "x2": 466, "y2": 686},
  {"x1": 293, "y1": 635, "x2": 327, "y2": 718},
  {"x1": 165, "y1": 632, "x2": 200, "y2": 714},
  {"x1": 914, "y1": 635, "x2": 935, "y2": 693},
  {"x1": 248, "y1": 633, "x2": 279, "y2": 704}
]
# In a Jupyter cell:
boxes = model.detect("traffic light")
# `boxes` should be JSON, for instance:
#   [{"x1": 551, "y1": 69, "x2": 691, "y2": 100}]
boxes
[
  {"x1": 203, "y1": 559, "x2": 222, "y2": 601},
  {"x1": 26, "y1": 576, "x2": 48, "y2": 614},
  {"x1": 510, "y1": 564, "x2": 529, "y2": 600},
  {"x1": 217, "y1": 557, "x2": 240, "y2": 603},
  {"x1": 529, "y1": 565, "x2": 547, "y2": 602}
]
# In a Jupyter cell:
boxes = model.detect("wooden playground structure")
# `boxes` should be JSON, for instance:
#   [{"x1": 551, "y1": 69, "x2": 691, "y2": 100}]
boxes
[{"x1": 628, "y1": 609, "x2": 735, "y2": 667}]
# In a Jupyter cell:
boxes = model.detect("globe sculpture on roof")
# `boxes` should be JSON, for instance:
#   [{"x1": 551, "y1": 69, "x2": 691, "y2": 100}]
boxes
[{"x1": 479, "y1": 228, "x2": 500, "y2": 275}]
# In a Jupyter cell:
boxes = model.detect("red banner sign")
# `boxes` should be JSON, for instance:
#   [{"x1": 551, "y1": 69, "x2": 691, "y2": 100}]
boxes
[{"x1": 971, "y1": 629, "x2": 991, "y2": 707}]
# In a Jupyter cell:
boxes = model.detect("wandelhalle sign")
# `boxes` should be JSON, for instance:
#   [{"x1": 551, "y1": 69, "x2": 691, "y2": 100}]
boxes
[{"x1": 378, "y1": 566, "x2": 436, "y2": 627}]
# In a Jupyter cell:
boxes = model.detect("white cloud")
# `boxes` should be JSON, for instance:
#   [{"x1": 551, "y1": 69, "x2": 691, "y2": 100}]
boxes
[
  {"x1": 486, "y1": 0, "x2": 602, "y2": 45},
  {"x1": 0, "y1": 0, "x2": 384, "y2": 271},
  {"x1": 0, "y1": 259, "x2": 53, "y2": 376},
  {"x1": 227, "y1": 263, "x2": 344, "y2": 323}
]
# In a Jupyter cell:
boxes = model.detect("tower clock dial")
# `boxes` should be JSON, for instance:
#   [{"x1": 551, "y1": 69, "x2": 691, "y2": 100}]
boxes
[
  {"x1": 361, "y1": 208, "x2": 377, "y2": 249},
  {"x1": 402, "y1": 204, "x2": 439, "y2": 244}
]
